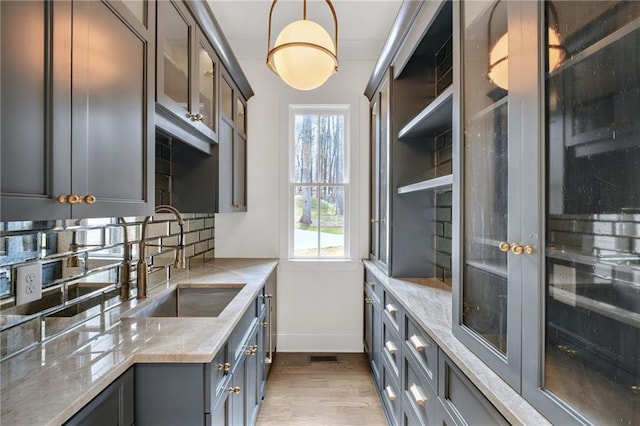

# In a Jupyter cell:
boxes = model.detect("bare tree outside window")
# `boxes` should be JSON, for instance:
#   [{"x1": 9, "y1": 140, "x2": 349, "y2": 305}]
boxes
[{"x1": 291, "y1": 109, "x2": 347, "y2": 257}]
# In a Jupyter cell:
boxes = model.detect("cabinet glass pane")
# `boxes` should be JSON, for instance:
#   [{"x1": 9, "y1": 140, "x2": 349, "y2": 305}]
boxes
[
  {"x1": 221, "y1": 78, "x2": 233, "y2": 120},
  {"x1": 198, "y1": 43, "x2": 215, "y2": 131},
  {"x1": 461, "y1": 0, "x2": 509, "y2": 354},
  {"x1": 370, "y1": 99, "x2": 380, "y2": 259},
  {"x1": 544, "y1": 2, "x2": 640, "y2": 423},
  {"x1": 236, "y1": 99, "x2": 246, "y2": 134},
  {"x1": 162, "y1": 1, "x2": 189, "y2": 110},
  {"x1": 379, "y1": 81, "x2": 389, "y2": 265},
  {"x1": 232, "y1": 135, "x2": 246, "y2": 209}
]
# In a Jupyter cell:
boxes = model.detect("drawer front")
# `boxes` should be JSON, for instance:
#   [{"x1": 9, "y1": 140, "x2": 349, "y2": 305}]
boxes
[
  {"x1": 228, "y1": 298, "x2": 258, "y2": 362},
  {"x1": 381, "y1": 360, "x2": 401, "y2": 426},
  {"x1": 438, "y1": 352, "x2": 509, "y2": 426},
  {"x1": 404, "y1": 316, "x2": 438, "y2": 390},
  {"x1": 404, "y1": 355, "x2": 438, "y2": 425},
  {"x1": 206, "y1": 343, "x2": 230, "y2": 409},
  {"x1": 383, "y1": 290, "x2": 402, "y2": 333},
  {"x1": 382, "y1": 315, "x2": 402, "y2": 379},
  {"x1": 365, "y1": 268, "x2": 384, "y2": 302}
]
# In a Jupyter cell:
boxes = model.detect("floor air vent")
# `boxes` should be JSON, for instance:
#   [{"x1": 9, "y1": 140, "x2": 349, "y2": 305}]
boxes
[{"x1": 310, "y1": 355, "x2": 338, "y2": 362}]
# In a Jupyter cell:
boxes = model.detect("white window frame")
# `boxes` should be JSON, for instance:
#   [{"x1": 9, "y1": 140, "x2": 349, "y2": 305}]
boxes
[{"x1": 288, "y1": 104, "x2": 350, "y2": 259}]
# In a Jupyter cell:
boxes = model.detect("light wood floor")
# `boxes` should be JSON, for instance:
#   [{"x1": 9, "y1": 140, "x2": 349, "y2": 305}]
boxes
[{"x1": 256, "y1": 353, "x2": 388, "y2": 425}]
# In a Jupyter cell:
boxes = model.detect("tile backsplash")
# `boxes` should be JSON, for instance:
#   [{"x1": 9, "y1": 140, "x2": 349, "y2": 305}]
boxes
[{"x1": 0, "y1": 213, "x2": 215, "y2": 359}]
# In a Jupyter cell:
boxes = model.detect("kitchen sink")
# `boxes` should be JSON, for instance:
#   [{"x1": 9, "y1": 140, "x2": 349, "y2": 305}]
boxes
[{"x1": 121, "y1": 284, "x2": 245, "y2": 318}]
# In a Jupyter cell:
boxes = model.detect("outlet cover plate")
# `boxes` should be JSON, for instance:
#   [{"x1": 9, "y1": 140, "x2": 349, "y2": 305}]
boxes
[{"x1": 16, "y1": 263, "x2": 42, "y2": 306}]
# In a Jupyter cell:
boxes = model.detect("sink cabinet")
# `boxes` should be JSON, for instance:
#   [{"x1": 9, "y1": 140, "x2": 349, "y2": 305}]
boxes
[
  {"x1": 0, "y1": 0, "x2": 155, "y2": 221},
  {"x1": 134, "y1": 277, "x2": 273, "y2": 426}
]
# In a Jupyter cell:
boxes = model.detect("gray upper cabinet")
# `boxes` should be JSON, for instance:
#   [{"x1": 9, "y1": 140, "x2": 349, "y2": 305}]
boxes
[
  {"x1": 156, "y1": 0, "x2": 219, "y2": 148},
  {"x1": 454, "y1": 1, "x2": 640, "y2": 424},
  {"x1": 0, "y1": 0, "x2": 154, "y2": 222},
  {"x1": 217, "y1": 72, "x2": 248, "y2": 213}
]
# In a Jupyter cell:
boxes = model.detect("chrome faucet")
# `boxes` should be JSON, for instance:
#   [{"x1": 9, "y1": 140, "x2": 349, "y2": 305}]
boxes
[{"x1": 136, "y1": 205, "x2": 186, "y2": 299}]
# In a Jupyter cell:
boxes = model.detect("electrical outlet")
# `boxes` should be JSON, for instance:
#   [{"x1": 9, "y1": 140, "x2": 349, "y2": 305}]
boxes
[{"x1": 16, "y1": 263, "x2": 42, "y2": 306}]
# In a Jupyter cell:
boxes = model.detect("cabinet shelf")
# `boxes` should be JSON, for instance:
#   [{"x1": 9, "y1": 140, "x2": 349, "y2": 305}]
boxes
[
  {"x1": 398, "y1": 86, "x2": 453, "y2": 139},
  {"x1": 397, "y1": 174, "x2": 453, "y2": 194},
  {"x1": 465, "y1": 260, "x2": 507, "y2": 278}
]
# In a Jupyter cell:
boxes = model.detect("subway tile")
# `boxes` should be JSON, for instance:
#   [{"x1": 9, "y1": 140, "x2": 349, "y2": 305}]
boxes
[
  {"x1": 194, "y1": 242, "x2": 208, "y2": 255},
  {"x1": 199, "y1": 229, "x2": 213, "y2": 241}
]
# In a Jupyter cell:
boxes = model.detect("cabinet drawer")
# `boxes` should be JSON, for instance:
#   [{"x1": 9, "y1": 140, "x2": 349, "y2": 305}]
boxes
[
  {"x1": 404, "y1": 316, "x2": 437, "y2": 390},
  {"x1": 381, "y1": 360, "x2": 401, "y2": 426},
  {"x1": 403, "y1": 355, "x2": 438, "y2": 425},
  {"x1": 228, "y1": 299, "x2": 258, "y2": 362},
  {"x1": 383, "y1": 290, "x2": 402, "y2": 333},
  {"x1": 438, "y1": 352, "x2": 508, "y2": 426},
  {"x1": 365, "y1": 268, "x2": 384, "y2": 302},
  {"x1": 206, "y1": 343, "x2": 230, "y2": 409},
  {"x1": 382, "y1": 316, "x2": 402, "y2": 379}
]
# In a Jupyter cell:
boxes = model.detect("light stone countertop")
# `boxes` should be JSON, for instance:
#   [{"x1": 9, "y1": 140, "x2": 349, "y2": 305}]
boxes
[
  {"x1": 364, "y1": 260, "x2": 552, "y2": 426},
  {"x1": 0, "y1": 258, "x2": 278, "y2": 426}
]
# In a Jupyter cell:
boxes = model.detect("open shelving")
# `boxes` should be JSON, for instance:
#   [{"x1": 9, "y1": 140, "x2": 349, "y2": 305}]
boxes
[
  {"x1": 398, "y1": 86, "x2": 453, "y2": 139},
  {"x1": 397, "y1": 173, "x2": 452, "y2": 195}
]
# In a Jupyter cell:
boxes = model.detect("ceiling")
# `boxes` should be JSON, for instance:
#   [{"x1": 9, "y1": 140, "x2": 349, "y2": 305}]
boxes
[{"x1": 207, "y1": 0, "x2": 404, "y2": 61}]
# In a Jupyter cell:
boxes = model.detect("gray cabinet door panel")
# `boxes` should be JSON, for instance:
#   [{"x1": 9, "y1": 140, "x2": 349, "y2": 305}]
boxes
[
  {"x1": 0, "y1": 0, "x2": 70, "y2": 221},
  {"x1": 71, "y1": 0, "x2": 152, "y2": 218}
]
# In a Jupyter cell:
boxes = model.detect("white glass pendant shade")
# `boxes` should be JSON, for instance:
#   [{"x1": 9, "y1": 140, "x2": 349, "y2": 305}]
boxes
[
  {"x1": 488, "y1": 28, "x2": 564, "y2": 90},
  {"x1": 271, "y1": 19, "x2": 336, "y2": 91}
]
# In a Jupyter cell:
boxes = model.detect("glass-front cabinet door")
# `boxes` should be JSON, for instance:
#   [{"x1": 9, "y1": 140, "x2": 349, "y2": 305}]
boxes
[
  {"x1": 454, "y1": 0, "x2": 531, "y2": 391},
  {"x1": 196, "y1": 34, "x2": 217, "y2": 139},
  {"x1": 522, "y1": 1, "x2": 640, "y2": 424}
]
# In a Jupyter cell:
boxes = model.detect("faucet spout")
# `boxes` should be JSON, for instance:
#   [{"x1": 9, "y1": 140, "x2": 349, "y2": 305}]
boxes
[{"x1": 136, "y1": 205, "x2": 186, "y2": 300}]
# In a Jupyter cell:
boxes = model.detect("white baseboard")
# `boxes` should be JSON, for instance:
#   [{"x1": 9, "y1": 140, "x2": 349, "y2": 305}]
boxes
[{"x1": 277, "y1": 333, "x2": 363, "y2": 352}]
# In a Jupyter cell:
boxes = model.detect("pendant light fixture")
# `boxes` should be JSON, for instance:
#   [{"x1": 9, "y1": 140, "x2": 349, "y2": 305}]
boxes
[
  {"x1": 266, "y1": 0, "x2": 338, "y2": 91},
  {"x1": 487, "y1": 0, "x2": 564, "y2": 90}
]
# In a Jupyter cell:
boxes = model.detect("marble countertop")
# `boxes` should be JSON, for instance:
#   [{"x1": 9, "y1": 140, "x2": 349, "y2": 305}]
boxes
[
  {"x1": 364, "y1": 260, "x2": 551, "y2": 426},
  {"x1": 1, "y1": 258, "x2": 277, "y2": 426}
]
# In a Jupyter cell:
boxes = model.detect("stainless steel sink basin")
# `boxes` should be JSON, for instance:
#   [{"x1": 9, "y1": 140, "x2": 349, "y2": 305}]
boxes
[{"x1": 121, "y1": 284, "x2": 244, "y2": 318}]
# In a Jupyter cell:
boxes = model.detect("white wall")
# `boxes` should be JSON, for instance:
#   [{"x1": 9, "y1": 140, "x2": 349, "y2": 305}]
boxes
[{"x1": 215, "y1": 59, "x2": 374, "y2": 352}]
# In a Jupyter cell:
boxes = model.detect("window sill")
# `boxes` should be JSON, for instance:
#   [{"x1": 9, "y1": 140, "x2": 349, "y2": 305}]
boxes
[{"x1": 278, "y1": 259, "x2": 362, "y2": 272}]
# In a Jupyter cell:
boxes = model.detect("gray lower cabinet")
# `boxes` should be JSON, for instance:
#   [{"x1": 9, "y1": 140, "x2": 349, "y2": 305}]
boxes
[
  {"x1": 0, "y1": 0, "x2": 154, "y2": 221},
  {"x1": 363, "y1": 269, "x2": 509, "y2": 426},
  {"x1": 135, "y1": 291, "x2": 266, "y2": 426},
  {"x1": 65, "y1": 367, "x2": 134, "y2": 426}
]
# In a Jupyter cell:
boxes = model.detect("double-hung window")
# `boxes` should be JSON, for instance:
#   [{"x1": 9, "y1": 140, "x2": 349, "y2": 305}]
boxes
[{"x1": 289, "y1": 106, "x2": 349, "y2": 258}]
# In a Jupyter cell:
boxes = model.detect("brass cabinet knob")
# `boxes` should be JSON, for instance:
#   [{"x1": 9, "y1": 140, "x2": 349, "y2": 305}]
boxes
[
  {"x1": 57, "y1": 195, "x2": 68, "y2": 203},
  {"x1": 523, "y1": 245, "x2": 534, "y2": 254},
  {"x1": 498, "y1": 241, "x2": 511, "y2": 252},
  {"x1": 511, "y1": 244, "x2": 525, "y2": 255},
  {"x1": 246, "y1": 345, "x2": 258, "y2": 355},
  {"x1": 67, "y1": 194, "x2": 81, "y2": 204},
  {"x1": 261, "y1": 321, "x2": 269, "y2": 328},
  {"x1": 83, "y1": 194, "x2": 96, "y2": 204},
  {"x1": 190, "y1": 113, "x2": 203, "y2": 121},
  {"x1": 217, "y1": 362, "x2": 231, "y2": 372},
  {"x1": 228, "y1": 386, "x2": 241, "y2": 394}
]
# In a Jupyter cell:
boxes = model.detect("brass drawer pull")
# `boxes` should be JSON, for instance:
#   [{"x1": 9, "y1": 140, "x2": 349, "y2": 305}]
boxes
[
  {"x1": 366, "y1": 281, "x2": 376, "y2": 289},
  {"x1": 190, "y1": 113, "x2": 203, "y2": 121},
  {"x1": 409, "y1": 335, "x2": 428, "y2": 352},
  {"x1": 385, "y1": 340, "x2": 398, "y2": 355},
  {"x1": 631, "y1": 385, "x2": 640, "y2": 394},
  {"x1": 409, "y1": 384, "x2": 428, "y2": 406},
  {"x1": 384, "y1": 385, "x2": 397, "y2": 401},
  {"x1": 228, "y1": 386, "x2": 241, "y2": 394},
  {"x1": 217, "y1": 362, "x2": 231, "y2": 372},
  {"x1": 385, "y1": 303, "x2": 398, "y2": 316},
  {"x1": 246, "y1": 345, "x2": 258, "y2": 355}
]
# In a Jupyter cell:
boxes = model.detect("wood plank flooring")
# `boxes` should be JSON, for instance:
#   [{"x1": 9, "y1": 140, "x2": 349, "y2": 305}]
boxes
[{"x1": 256, "y1": 353, "x2": 388, "y2": 425}]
